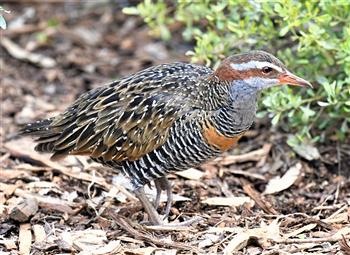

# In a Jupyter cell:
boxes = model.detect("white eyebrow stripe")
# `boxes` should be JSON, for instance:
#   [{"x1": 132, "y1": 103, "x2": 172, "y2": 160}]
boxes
[{"x1": 230, "y1": 61, "x2": 283, "y2": 73}]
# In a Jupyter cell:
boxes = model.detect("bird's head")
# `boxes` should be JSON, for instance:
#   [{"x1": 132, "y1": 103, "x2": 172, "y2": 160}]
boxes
[{"x1": 214, "y1": 50, "x2": 312, "y2": 90}]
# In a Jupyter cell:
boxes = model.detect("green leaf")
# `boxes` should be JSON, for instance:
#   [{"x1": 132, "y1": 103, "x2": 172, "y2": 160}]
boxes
[
  {"x1": 279, "y1": 26, "x2": 289, "y2": 36},
  {"x1": 271, "y1": 113, "x2": 281, "y2": 126},
  {"x1": 124, "y1": 0, "x2": 350, "y2": 142},
  {"x1": 122, "y1": 7, "x2": 140, "y2": 15},
  {"x1": 0, "y1": 15, "x2": 6, "y2": 29}
]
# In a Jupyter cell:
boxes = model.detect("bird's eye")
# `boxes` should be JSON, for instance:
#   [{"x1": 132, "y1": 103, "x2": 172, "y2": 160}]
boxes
[{"x1": 262, "y1": 66, "x2": 273, "y2": 74}]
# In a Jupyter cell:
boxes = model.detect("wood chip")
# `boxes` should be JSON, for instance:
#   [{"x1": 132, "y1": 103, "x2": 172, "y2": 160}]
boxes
[
  {"x1": 0, "y1": 182, "x2": 19, "y2": 196},
  {"x1": 10, "y1": 197, "x2": 38, "y2": 222},
  {"x1": 0, "y1": 169, "x2": 29, "y2": 180},
  {"x1": 60, "y1": 229, "x2": 108, "y2": 252},
  {"x1": 19, "y1": 223, "x2": 32, "y2": 255},
  {"x1": 14, "y1": 188, "x2": 75, "y2": 214},
  {"x1": 0, "y1": 239, "x2": 17, "y2": 250},
  {"x1": 33, "y1": 224, "x2": 46, "y2": 243}
]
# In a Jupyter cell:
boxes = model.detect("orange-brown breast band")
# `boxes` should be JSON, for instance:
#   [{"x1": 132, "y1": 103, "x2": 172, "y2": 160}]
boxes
[{"x1": 203, "y1": 122, "x2": 244, "y2": 151}]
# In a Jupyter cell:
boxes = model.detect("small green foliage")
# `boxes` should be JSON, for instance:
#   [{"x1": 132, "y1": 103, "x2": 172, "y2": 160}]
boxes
[
  {"x1": 47, "y1": 18, "x2": 60, "y2": 28},
  {"x1": 35, "y1": 32, "x2": 49, "y2": 44},
  {"x1": 0, "y1": 6, "x2": 10, "y2": 30},
  {"x1": 125, "y1": 0, "x2": 350, "y2": 143}
]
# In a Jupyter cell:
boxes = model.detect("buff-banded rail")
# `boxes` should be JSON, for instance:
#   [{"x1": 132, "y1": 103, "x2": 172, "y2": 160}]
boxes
[{"x1": 21, "y1": 51, "x2": 312, "y2": 226}]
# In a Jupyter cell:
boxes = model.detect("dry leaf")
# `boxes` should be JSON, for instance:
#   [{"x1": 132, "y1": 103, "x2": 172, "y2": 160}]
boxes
[
  {"x1": 202, "y1": 196, "x2": 254, "y2": 207},
  {"x1": 224, "y1": 232, "x2": 250, "y2": 254},
  {"x1": 80, "y1": 240, "x2": 122, "y2": 255},
  {"x1": 60, "y1": 229, "x2": 107, "y2": 252},
  {"x1": 198, "y1": 234, "x2": 221, "y2": 248},
  {"x1": 324, "y1": 212, "x2": 349, "y2": 224},
  {"x1": 224, "y1": 219, "x2": 281, "y2": 253},
  {"x1": 175, "y1": 168, "x2": 204, "y2": 180},
  {"x1": 333, "y1": 227, "x2": 350, "y2": 239},
  {"x1": 284, "y1": 223, "x2": 317, "y2": 238},
  {"x1": 154, "y1": 249, "x2": 177, "y2": 255},
  {"x1": 264, "y1": 163, "x2": 302, "y2": 194},
  {"x1": 252, "y1": 219, "x2": 281, "y2": 247},
  {"x1": 124, "y1": 247, "x2": 158, "y2": 255}
]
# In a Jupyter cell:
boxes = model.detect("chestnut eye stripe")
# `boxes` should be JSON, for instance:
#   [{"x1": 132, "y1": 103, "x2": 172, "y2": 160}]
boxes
[{"x1": 230, "y1": 61, "x2": 283, "y2": 73}]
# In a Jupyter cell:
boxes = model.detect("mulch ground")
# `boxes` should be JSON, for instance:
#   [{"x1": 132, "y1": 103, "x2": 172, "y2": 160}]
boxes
[{"x1": 1, "y1": 2, "x2": 349, "y2": 255}]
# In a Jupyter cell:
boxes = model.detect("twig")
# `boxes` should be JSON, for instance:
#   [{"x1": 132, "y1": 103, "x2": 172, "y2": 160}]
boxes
[
  {"x1": 215, "y1": 143, "x2": 272, "y2": 165},
  {"x1": 240, "y1": 178, "x2": 278, "y2": 215},
  {"x1": 273, "y1": 235, "x2": 350, "y2": 244},
  {"x1": 324, "y1": 204, "x2": 348, "y2": 223},
  {"x1": 339, "y1": 235, "x2": 350, "y2": 255},
  {"x1": 1, "y1": 37, "x2": 56, "y2": 68},
  {"x1": 226, "y1": 168, "x2": 266, "y2": 181},
  {"x1": 2, "y1": 23, "x2": 46, "y2": 37},
  {"x1": 0, "y1": 152, "x2": 10, "y2": 162},
  {"x1": 143, "y1": 216, "x2": 203, "y2": 231},
  {"x1": 108, "y1": 212, "x2": 201, "y2": 252}
]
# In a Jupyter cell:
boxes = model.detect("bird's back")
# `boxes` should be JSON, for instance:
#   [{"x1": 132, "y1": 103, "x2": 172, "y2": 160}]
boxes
[{"x1": 21, "y1": 62, "x2": 214, "y2": 164}]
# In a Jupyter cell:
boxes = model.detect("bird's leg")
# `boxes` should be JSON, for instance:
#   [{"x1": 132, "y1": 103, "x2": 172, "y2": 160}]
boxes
[
  {"x1": 134, "y1": 187, "x2": 162, "y2": 225},
  {"x1": 154, "y1": 177, "x2": 173, "y2": 218},
  {"x1": 153, "y1": 179, "x2": 162, "y2": 210}
]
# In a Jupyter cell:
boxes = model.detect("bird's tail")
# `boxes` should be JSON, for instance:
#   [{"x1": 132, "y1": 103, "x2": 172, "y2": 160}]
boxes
[{"x1": 19, "y1": 117, "x2": 60, "y2": 153}]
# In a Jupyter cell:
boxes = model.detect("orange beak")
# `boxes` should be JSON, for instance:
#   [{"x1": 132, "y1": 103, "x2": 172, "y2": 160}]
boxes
[{"x1": 278, "y1": 71, "x2": 313, "y2": 88}]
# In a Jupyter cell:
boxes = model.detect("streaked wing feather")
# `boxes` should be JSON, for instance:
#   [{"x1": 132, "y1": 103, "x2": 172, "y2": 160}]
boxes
[{"x1": 31, "y1": 62, "x2": 212, "y2": 161}]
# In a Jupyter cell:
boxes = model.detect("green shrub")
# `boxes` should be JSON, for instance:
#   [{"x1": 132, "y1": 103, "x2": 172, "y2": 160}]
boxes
[
  {"x1": 0, "y1": 6, "x2": 10, "y2": 29},
  {"x1": 124, "y1": 0, "x2": 350, "y2": 144}
]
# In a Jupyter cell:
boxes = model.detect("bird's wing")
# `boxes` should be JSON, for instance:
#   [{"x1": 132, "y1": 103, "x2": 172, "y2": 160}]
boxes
[{"x1": 30, "y1": 63, "x2": 212, "y2": 161}]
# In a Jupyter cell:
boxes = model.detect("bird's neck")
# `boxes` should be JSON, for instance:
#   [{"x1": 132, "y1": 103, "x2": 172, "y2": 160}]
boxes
[{"x1": 209, "y1": 79, "x2": 259, "y2": 136}]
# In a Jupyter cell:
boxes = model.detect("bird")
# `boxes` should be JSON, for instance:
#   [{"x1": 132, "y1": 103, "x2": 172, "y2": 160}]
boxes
[{"x1": 20, "y1": 50, "x2": 312, "y2": 226}]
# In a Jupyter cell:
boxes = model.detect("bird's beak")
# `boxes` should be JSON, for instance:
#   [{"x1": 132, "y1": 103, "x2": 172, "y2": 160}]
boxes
[{"x1": 278, "y1": 71, "x2": 313, "y2": 88}]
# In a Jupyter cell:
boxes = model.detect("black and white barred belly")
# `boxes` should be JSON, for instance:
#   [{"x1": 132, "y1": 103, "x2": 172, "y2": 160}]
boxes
[{"x1": 95, "y1": 114, "x2": 220, "y2": 189}]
